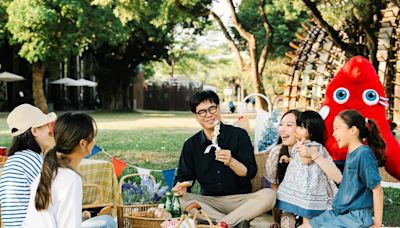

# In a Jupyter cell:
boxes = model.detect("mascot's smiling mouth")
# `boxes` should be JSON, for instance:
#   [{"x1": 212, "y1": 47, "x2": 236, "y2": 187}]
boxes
[{"x1": 344, "y1": 105, "x2": 365, "y2": 111}]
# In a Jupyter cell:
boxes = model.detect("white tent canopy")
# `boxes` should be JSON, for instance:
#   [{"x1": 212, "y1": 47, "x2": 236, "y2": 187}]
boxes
[
  {"x1": 50, "y1": 78, "x2": 78, "y2": 85},
  {"x1": 75, "y1": 79, "x2": 97, "y2": 87},
  {"x1": 0, "y1": 71, "x2": 25, "y2": 82},
  {"x1": 51, "y1": 78, "x2": 97, "y2": 87}
]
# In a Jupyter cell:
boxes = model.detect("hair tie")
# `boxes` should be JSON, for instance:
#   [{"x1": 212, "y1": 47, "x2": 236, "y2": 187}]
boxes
[
  {"x1": 365, "y1": 117, "x2": 370, "y2": 128},
  {"x1": 53, "y1": 145, "x2": 69, "y2": 153}
]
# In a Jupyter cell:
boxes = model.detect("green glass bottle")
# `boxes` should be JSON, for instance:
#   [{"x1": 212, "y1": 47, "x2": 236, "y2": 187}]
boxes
[
  {"x1": 165, "y1": 191, "x2": 173, "y2": 214},
  {"x1": 172, "y1": 193, "x2": 181, "y2": 217}
]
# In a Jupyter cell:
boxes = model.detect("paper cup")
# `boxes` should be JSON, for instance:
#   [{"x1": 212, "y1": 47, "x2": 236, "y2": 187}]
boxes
[{"x1": 0, "y1": 147, "x2": 7, "y2": 156}]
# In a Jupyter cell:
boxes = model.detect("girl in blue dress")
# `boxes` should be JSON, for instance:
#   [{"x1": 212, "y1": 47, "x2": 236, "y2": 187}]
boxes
[{"x1": 301, "y1": 109, "x2": 384, "y2": 228}]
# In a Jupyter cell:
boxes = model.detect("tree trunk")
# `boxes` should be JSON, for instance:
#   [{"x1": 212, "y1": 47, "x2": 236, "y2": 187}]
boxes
[
  {"x1": 32, "y1": 62, "x2": 48, "y2": 112},
  {"x1": 248, "y1": 36, "x2": 268, "y2": 110},
  {"x1": 97, "y1": 71, "x2": 131, "y2": 111},
  {"x1": 226, "y1": 0, "x2": 269, "y2": 110},
  {"x1": 173, "y1": 0, "x2": 269, "y2": 110},
  {"x1": 169, "y1": 59, "x2": 175, "y2": 79},
  {"x1": 99, "y1": 81, "x2": 130, "y2": 110}
]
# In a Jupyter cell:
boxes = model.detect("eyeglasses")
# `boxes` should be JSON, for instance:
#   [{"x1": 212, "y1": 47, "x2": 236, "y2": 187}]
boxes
[{"x1": 196, "y1": 105, "x2": 218, "y2": 117}]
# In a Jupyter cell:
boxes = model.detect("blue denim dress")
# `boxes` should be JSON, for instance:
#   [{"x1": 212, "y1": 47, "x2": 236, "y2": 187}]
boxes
[{"x1": 310, "y1": 145, "x2": 381, "y2": 228}]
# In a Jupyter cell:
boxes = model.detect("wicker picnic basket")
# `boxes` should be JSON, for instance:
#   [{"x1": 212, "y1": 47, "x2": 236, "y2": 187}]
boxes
[
  {"x1": 251, "y1": 151, "x2": 269, "y2": 192},
  {"x1": 117, "y1": 173, "x2": 162, "y2": 228},
  {"x1": 123, "y1": 205, "x2": 165, "y2": 228}
]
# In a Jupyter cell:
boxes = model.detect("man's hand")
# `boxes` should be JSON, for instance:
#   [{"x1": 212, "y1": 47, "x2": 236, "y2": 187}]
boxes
[
  {"x1": 215, "y1": 149, "x2": 232, "y2": 165},
  {"x1": 172, "y1": 182, "x2": 188, "y2": 196},
  {"x1": 216, "y1": 149, "x2": 248, "y2": 176}
]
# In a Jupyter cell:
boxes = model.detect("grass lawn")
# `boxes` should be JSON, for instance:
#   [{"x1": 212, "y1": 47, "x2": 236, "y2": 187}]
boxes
[{"x1": 0, "y1": 110, "x2": 399, "y2": 226}]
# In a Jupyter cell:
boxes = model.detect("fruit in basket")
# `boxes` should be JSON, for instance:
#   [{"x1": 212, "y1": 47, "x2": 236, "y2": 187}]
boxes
[
  {"x1": 146, "y1": 207, "x2": 156, "y2": 217},
  {"x1": 82, "y1": 211, "x2": 91, "y2": 220},
  {"x1": 130, "y1": 211, "x2": 147, "y2": 217},
  {"x1": 144, "y1": 207, "x2": 173, "y2": 219},
  {"x1": 156, "y1": 208, "x2": 172, "y2": 219}
]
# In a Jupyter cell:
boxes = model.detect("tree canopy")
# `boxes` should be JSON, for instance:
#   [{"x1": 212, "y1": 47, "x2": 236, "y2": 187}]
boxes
[{"x1": 235, "y1": 0, "x2": 308, "y2": 56}]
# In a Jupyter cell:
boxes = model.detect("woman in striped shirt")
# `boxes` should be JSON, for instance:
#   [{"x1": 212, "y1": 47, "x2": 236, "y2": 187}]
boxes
[{"x1": 0, "y1": 104, "x2": 56, "y2": 227}]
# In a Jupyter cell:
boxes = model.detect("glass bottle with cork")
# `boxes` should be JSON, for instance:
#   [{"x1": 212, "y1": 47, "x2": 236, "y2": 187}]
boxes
[
  {"x1": 172, "y1": 193, "x2": 181, "y2": 217},
  {"x1": 165, "y1": 191, "x2": 173, "y2": 215}
]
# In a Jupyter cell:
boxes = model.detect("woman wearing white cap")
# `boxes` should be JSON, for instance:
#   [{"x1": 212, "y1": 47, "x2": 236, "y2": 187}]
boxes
[{"x1": 0, "y1": 104, "x2": 56, "y2": 227}]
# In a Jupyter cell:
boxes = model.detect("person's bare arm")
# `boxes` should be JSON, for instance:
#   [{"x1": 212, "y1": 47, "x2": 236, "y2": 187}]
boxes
[
  {"x1": 312, "y1": 151, "x2": 342, "y2": 183},
  {"x1": 369, "y1": 184, "x2": 383, "y2": 228},
  {"x1": 299, "y1": 155, "x2": 313, "y2": 165},
  {"x1": 216, "y1": 149, "x2": 247, "y2": 177},
  {"x1": 298, "y1": 145, "x2": 342, "y2": 183}
]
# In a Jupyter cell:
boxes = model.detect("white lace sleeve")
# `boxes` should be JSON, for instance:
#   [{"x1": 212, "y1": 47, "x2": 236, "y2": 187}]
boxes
[{"x1": 265, "y1": 144, "x2": 282, "y2": 184}]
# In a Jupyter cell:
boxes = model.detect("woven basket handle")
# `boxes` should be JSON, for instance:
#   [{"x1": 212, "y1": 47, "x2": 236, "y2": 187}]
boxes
[
  {"x1": 178, "y1": 202, "x2": 214, "y2": 228},
  {"x1": 239, "y1": 93, "x2": 272, "y2": 114},
  {"x1": 82, "y1": 183, "x2": 104, "y2": 205},
  {"x1": 195, "y1": 209, "x2": 213, "y2": 227},
  {"x1": 118, "y1": 173, "x2": 156, "y2": 195}
]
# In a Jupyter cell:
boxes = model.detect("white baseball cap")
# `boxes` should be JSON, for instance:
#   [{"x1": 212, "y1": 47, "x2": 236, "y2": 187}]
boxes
[{"x1": 7, "y1": 104, "x2": 57, "y2": 136}]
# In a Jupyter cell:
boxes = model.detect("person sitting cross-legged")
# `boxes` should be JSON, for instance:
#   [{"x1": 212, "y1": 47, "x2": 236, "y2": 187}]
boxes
[{"x1": 172, "y1": 90, "x2": 276, "y2": 228}]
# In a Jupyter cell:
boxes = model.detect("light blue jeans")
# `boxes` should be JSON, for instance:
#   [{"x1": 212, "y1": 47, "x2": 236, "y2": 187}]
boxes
[{"x1": 82, "y1": 215, "x2": 116, "y2": 228}]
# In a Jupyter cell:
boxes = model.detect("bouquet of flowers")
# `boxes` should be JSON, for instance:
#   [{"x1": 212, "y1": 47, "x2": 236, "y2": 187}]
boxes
[
  {"x1": 258, "y1": 109, "x2": 281, "y2": 152},
  {"x1": 121, "y1": 177, "x2": 169, "y2": 204}
]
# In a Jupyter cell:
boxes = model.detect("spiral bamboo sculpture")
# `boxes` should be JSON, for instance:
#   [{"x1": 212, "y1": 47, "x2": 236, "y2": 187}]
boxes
[{"x1": 280, "y1": 3, "x2": 400, "y2": 122}]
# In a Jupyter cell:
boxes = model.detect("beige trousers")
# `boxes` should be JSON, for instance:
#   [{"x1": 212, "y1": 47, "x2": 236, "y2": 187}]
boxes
[{"x1": 180, "y1": 188, "x2": 276, "y2": 227}]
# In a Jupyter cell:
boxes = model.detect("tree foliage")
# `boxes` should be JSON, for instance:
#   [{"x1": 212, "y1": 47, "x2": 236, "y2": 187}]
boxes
[
  {"x1": 7, "y1": 0, "x2": 125, "y2": 64},
  {"x1": 0, "y1": 2, "x2": 8, "y2": 43},
  {"x1": 89, "y1": 0, "x2": 173, "y2": 110},
  {"x1": 86, "y1": 0, "x2": 212, "y2": 110},
  {"x1": 4, "y1": 0, "x2": 128, "y2": 111},
  {"x1": 285, "y1": 0, "x2": 386, "y2": 68},
  {"x1": 235, "y1": 0, "x2": 307, "y2": 56},
  {"x1": 8, "y1": 0, "x2": 86, "y2": 63}
]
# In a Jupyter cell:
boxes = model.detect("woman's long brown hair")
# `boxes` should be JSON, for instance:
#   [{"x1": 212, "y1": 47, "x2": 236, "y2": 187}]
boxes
[
  {"x1": 338, "y1": 110, "x2": 386, "y2": 166},
  {"x1": 35, "y1": 112, "x2": 97, "y2": 210},
  {"x1": 276, "y1": 109, "x2": 300, "y2": 184}
]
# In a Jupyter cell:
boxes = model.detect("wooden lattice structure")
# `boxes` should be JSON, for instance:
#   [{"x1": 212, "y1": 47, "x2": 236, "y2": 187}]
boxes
[
  {"x1": 280, "y1": 3, "x2": 400, "y2": 123},
  {"x1": 280, "y1": 25, "x2": 346, "y2": 111}
]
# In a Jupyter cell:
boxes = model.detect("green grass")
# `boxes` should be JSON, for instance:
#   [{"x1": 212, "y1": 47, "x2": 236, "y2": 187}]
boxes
[
  {"x1": 383, "y1": 187, "x2": 400, "y2": 226},
  {"x1": 0, "y1": 111, "x2": 399, "y2": 225}
]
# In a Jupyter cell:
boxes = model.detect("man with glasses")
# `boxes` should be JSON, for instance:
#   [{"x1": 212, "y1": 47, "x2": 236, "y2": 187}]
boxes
[{"x1": 172, "y1": 90, "x2": 276, "y2": 228}]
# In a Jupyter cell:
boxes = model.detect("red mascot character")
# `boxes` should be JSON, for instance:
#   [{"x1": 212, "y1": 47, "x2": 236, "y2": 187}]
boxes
[{"x1": 319, "y1": 56, "x2": 400, "y2": 180}]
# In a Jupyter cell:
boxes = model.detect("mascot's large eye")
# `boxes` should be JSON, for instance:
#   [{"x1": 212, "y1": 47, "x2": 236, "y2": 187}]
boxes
[
  {"x1": 363, "y1": 89, "x2": 379, "y2": 106},
  {"x1": 333, "y1": 87, "x2": 350, "y2": 104}
]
